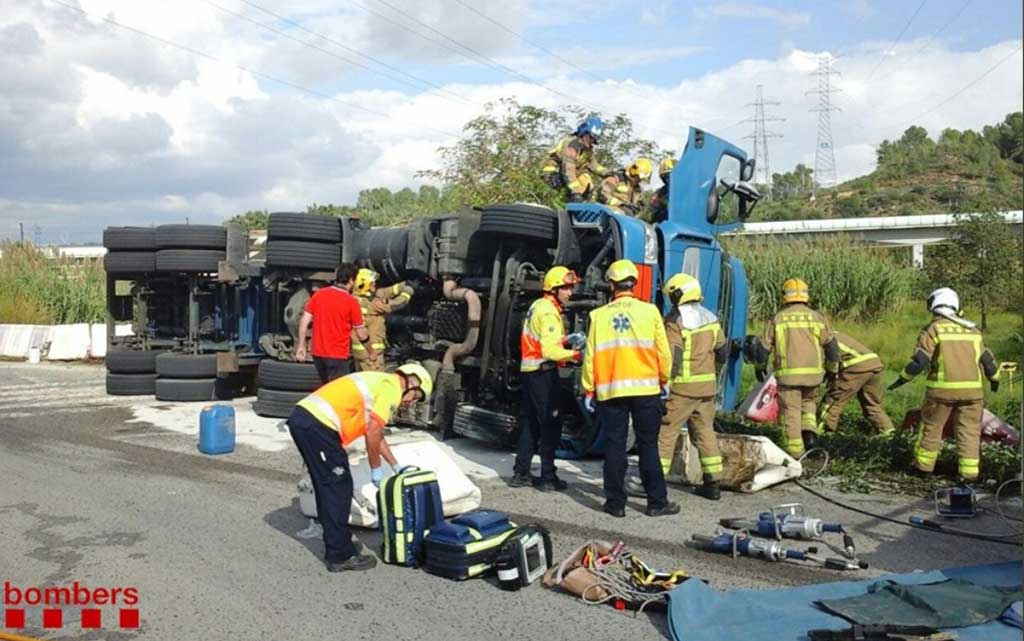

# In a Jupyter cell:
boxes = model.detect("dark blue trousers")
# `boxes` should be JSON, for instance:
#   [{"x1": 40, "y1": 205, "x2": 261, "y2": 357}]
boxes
[
  {"x1": 599, "y1": 395, "x2": 667, "y2": 511},
  {"x1": 513, "y1": 368, "x2": 562, "y2": 481},
  {"x1": 287, "y1": 406, "x2": 356, "y2": 563}
]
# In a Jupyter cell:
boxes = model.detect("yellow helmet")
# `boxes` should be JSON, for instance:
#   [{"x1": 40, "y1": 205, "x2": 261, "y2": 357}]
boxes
[
  {"x1": 664, "y1": 273, "x2": 702, "y2": 305},
  {"x1": 781, "y1": 278, "x2": 810, "y2": 304},
  {"x1": 626, "y1": 158, "x2": 654, "y2": 182},
  {"x1": 542, "y1": 266, "x2": 580, "y2": 292},
  {"x1": 605, "y1": 259, "x2": 639, "y2": 283},
  {"x1": 397, "y1": 362, "x2": 433, "y2": 398},
  {"x1": 354, "y1": 268, "x2": 379, "y2": 297},
  {"x1": 659, "y1": 157, "x2": 676, "y2": 177}
]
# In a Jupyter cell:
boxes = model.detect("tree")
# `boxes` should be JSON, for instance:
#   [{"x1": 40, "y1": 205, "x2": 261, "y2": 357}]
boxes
[
  {"x1": 229, "y1": 209, "x2": 270, "y2": 230},
  {"x1": 925, "y1": 211, "x2": 1023, "y2": 329}
]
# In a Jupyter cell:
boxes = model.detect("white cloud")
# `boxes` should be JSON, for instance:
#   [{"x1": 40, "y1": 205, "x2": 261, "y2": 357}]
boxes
[{"x1": 710, "y1": 2, "x2": 811, "y2": 30}]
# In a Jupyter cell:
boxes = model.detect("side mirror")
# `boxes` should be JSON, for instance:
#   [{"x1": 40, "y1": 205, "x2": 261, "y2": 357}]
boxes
[{"x1": 742, "y1": 158, "x2": 756, "y2": 182}]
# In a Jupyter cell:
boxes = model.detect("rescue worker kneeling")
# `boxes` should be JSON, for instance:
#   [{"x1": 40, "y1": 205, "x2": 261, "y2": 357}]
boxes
[
  {"x1": 351, "y1": 268, "x2": 413, "y2": 371},
  {"x1": 582, "y1": 259, "x2": 678, "y2": 518},
  {"x1": 658, "y1": 273, "x2": 728, "y2": 501},
  {"x1": 599, "y1": 157, "x2": 653, "y2": 216},
  {"x1": 286, "y1": 363, "x2": 433, "y2": 572},
  {"x1": 540, "y1": 116, "x2": 610, "y2": 202},
  {"x1": 511, "y1": 266, "x2": 583, "y2": 491}
]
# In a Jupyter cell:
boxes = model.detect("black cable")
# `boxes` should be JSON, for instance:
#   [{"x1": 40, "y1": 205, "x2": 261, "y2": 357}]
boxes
[
  {"x1": 795, "y1": 480, "x2": 1021, "y2": 547},
  {"x1": 866, "y1": 0, "x2": 930, "y2": 81}
]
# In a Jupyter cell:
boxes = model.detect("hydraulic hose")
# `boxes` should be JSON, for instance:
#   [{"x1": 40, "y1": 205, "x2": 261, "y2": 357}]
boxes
[{"x1": 441, "y1": 278, "x2": 481, "y2": 372}]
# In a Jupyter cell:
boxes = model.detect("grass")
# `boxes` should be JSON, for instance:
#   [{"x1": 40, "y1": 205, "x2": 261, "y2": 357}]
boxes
[{"x1": 0, "y1": 242, "x2": 106, "y2": 324}]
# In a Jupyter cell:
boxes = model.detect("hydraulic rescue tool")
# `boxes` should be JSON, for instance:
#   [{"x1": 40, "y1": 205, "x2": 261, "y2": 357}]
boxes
[
  {"x1": 720, "y1": 503, "x2": 857, "y2": 559},
  {"x1": 691, "y1": 531, "x2": 868, "y2": 571}
]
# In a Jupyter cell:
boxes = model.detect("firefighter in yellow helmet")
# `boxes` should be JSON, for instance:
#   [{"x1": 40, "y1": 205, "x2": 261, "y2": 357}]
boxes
[
  {"x1": 650, "y1": 157, "x2": 676, "y2": 223},
  {"x1": 889, "y1": 288, "x2": 999, "y2": 483},
  {"x1": 582, "y1": 259, "x2": 676, "y2": 518},
  {"x1": 747, "y1": 278, "x2": 839, "y2": 458},
  {"x1": 817, "y1": 331, "x2": 894, "y2": 434},
  {"x1": 540, "y1": 117, "x2": 611, "y2": 202},
  {"x1": 511, "y1": 266, "x2": 583, "y2": 491},
  {"x1": 657, "y1": 273, "x2": 728, "y2": 500},
  {"x1": 350, "y1": 268, "x2": 414, "y2": 372},
  {"x1": 599, "y1": 157, "x2": 653, "y2": 216}
]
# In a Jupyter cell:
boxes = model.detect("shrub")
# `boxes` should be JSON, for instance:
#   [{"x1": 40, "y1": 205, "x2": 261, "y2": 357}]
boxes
[{"x1": 0, "y1": 242, "x2": 105, "y2": 324}]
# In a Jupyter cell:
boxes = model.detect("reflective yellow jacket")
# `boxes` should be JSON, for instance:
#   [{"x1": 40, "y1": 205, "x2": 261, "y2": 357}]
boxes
[{"x1": 520, "y1": 295, "x2": 577, "y2": 373}]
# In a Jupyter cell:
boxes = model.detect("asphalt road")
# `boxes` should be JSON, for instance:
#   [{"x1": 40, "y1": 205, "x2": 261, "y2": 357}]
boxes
[{"x1": 0, "y1": 362, "x2": 1019, "y2": 640}]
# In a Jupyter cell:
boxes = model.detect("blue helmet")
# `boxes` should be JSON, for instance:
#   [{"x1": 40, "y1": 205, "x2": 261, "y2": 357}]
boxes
[{"x1": 575, "y1": 116, "x2": 605, "y2": 143}]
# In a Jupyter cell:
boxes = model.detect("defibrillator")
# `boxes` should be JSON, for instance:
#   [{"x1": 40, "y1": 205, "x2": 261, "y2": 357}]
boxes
[{"x1": 495, "y1": 524, "x2": 553, "y2": 591}]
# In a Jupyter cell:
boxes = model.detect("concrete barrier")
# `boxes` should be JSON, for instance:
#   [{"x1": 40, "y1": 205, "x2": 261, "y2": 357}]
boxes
[{"x1": 0, "y1": 323, "x2": 134, "y2": 361}]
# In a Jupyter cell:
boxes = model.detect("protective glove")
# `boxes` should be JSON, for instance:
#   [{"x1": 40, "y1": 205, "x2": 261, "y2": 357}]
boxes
[
  {"x1": 825, "y1": 370, "x2": 838, "y2": 386},
  {"x1": 564, "y1": 332, "x2": 586, "y2": 350},
  {"x1": 660, "y1": 384, "x2": 671, "y2": 401},
  {"x1": 990, "y1": 379, "x2": 1000, "y2": 393},
  {"x1": 887, "y1": 378, "x2": 908, "y2": 392},
  {"x1": 755, "y1": 367, "x2": 767, "y2": 383},
  {"x1": 370, "y1": 466, "x2": 384, "y2": 487},
  {"x1": 583, "y1": 395, "x2": 596, "y2": 413}
]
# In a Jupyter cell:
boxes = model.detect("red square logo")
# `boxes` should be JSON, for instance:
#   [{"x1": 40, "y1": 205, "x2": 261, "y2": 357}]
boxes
[
  {"x1": 119, "y1": 609, "x2": 140, "y2": 629},
  {"x1": 4, "y1": 609, "x2": 25, "y2": 628},
  {"x1": 81, "y1": 608, "x2": 102, "y2": 629},
  {"x1": 42, "y1": 608, "x2": 63, "y2": 628}
]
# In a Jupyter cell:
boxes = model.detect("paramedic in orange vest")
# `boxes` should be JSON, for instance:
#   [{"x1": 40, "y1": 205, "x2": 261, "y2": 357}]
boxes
[
  {"x1": 582, "y1": 259, "x2": 679, "y2": 518},
  {"x1": 510, "y1": 266, "x2": 584, "y2": 491},
  {"x1": 286, "y1": 363, "x2": 433, "y2": 573}
]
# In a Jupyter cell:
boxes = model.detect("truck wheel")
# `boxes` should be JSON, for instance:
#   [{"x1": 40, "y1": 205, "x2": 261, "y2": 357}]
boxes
[
  {"x1": 155, "y1": 224, "x2": 227, "y2": 249},
  {"x1": 155, "y1": 353, "x2": 219, "y2": 378},
  {"x1": 253, "y1": 387, "x2": 305, "y2": 418},
  {"x1": 266, "y1": 240, "x2": 340, "y2": 271},
  {"x1": 106, "y1": 349, "x2": 160, "y2": 374},
  {"x1": 105, "y1": 251, "x2": 156, "y2": 274},
  {"x1": 103, "y1": 227, "x2": 156, "y2": 251},
  {"x1": 257, "y1": 359, "x2": 322, "y2": 392},
  {"x1": 268, "y1": 213, "x2": 341, "y2": 243},
  {"x1": 106, "y1": 373, "x2": 157, "y2": 396},
  {"x1": 479, "y1": 204, "x2": 558, "y2": 244},
  {"x1": 155, "y1": 249, "x2": 225, "y2": 272},
  {"x1": 155, "y1": 378, "x2": 217, "y2": 402}
]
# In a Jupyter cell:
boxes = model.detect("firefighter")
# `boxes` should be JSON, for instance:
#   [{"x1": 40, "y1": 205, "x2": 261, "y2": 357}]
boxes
[
  {"x1": 510, "y1": 266, "x2": 584, "y2": 491},
  {"x1": 657, "y1": 273, "x2": 729, "y2": 501},
  {"x1": 818, "y1": 332, "x2": 894, "y2": 434},
  {"x1": 889, "y1": 288, "x2": 999, "y2": 483},
  {"x1": 747, "y1": 278, "x2": 839, "y2": 458},
  {"x1": 540, "y1": 117, "x2": 610, "y2": 202},
  {"x1": 598, "y1": 157, "x2": 653, "y2": 216},
  {"x1": 650, "y1": 157, "x2": 676, "y2": 223},
  {"x1": 582, "y1": 259, "x2": 677, "y2": 518},
  {"x1": 350, "y1": 268, "x2": 413, "y2": 372}
]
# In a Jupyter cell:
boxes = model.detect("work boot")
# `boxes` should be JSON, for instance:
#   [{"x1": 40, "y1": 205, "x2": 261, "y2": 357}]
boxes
[
  {"x1": 801, "y1": 430, "x2": 819, "y2": 451},
  {"x1": 535, "y1": 478, "x2": 569, "y2": 492},
  {"x1": 646, "y1": 502, "x2": 681, "y2": 517},
  {"x1": 602, "y1": 502, "x2": 626, "y2": 518},
  {"x1": 696, "y1": 479, "x2": 721, "y2": 501},
  {"x1": 625, "y1": 475, "x2": 647, "y2": 498},
  {"x1": 326, "y1": 553, "x2": 377, "y2": 573},
  {"x1": 509, "y1": 473, "x2": 536, "y2": 488}
]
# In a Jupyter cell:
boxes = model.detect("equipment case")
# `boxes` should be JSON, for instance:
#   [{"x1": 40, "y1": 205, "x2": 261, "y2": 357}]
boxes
[
  {"x1": 377, "y1": 467, "x2": 444, "y2": 567},
  {"x1": 423, "y1": 509, "x2": 517, "y2": 579}
]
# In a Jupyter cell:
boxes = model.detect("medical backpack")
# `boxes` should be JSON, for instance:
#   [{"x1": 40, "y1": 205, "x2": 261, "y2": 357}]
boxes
[
  {"x1": 377, "y1": 466, "x2": 444, "y2": 567},
  {"x1": 422, "y1": 509, "x2": 517, "y2": 580}
]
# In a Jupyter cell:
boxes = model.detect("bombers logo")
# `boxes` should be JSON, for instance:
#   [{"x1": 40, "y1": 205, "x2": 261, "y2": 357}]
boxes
[
  {"x1": 612, "y1": 313, "x2": 631, "y2": 333},
  {"x1": 4, "y1": 581, "x2": 140, "y2": 632}
]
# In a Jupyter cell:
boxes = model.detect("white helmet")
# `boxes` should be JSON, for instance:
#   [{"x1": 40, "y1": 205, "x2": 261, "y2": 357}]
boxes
[{"x1": 927, "y1": 287, "x2": 959, "y2": 314}]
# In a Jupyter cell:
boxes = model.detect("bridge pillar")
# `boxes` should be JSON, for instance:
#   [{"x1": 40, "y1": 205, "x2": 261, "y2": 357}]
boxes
[{"x1": 912, "y1": 243, "x2": 924, "y2": 268}]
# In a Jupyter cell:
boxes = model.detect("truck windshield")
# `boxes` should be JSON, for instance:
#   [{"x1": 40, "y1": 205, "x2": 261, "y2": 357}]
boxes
[{"x1": 710, "y1": 154, "x2": 743, "y2": 225}]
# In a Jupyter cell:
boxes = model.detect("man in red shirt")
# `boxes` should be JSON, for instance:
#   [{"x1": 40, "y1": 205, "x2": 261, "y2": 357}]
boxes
[{"x1": 295, "y1": 263, "x2": 376, "y2": 383}]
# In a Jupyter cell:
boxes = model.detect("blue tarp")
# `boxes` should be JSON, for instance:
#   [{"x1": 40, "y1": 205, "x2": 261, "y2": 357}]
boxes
[{"x1": 666, "y1": 561, "x2": 1021, "y2": 641}]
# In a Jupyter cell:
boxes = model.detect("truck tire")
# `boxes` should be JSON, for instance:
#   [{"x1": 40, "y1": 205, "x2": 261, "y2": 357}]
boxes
[
  {"x1": 155, "y1": 224, "x2": 227, "y2": 249},
  {"x1": 266, "y1": 240, "x2": 339, "y2": 271},
  {"x1": 106, "y1": 349, "x2": 160, "y2": 374},
  {"x1": 103, "y1": 227, "x2": 156, "y2": 251},
  {"x1": 155, "y1": 249, "x2": 225, "y2": 272},
  {"x1": 155, "y1": 353, "x2": 219, "y2": 378},
  {"x1": 106, "y1": 373, "x2": 157, "y2": 396},
  {"x1": 479, "y1": 204, "x2": 558, "y2": 243},
  {"x1": 104, "y1": 251, "x2": 156, "y2": 274},
  {"x1": 268, "y1": 213, "x2": 341, "y2": 243},
  {"x1": 155, "y1": 378, "x2": 217, "y2": 402},
  {"x1": 253, "y1": 387, "x2": 305, "y2": 418},
  {"x1": 257, "y1": 359, "x2": 322, "y2": 392}
]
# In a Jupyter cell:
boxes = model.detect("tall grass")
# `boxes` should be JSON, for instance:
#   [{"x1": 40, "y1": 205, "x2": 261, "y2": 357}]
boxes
[
  {"x1": 0, "y1": 242, "x2": 106, "y2": 324},
  {"x1": 728, "y1": 236, "x2": 920, "y2": 321}
]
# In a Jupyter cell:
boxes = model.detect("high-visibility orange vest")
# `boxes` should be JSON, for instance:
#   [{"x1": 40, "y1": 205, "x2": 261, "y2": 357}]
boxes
[
  {"x1": 520, "y1": 295, "x2": 576, "y2": 373},
  {"x1": 582, "y1": 293, "x2": 672, "y2": 401},
  {"x1": 297, "y1": 371, "x2": 402, "y2": 446}
]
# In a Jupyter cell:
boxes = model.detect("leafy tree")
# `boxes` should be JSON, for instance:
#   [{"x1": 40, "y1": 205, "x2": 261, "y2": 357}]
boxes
[
  {"x1": 925, "y1": 211, "x2": 1023, "y2": 329},
  {"x1": 229, "y1": 209, "x2": 270, "y2": 230}
]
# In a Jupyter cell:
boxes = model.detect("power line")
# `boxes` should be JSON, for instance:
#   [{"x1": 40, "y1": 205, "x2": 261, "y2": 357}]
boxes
[
  {"x1": 743, "y1": 85, "x2": 784, "y2": 198},
  {"x1": 876, "y1": 0, "x2": 973, "y2": 83},
  {"x1": 49, "y1": 0, "x2": 463, "y2": 138},
  {"x1": 866, "y1": 0, "x2": 929, "y2": 80},
  {"x1": 807, "y1": 56, "x2": 841, "y2": 194}
]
